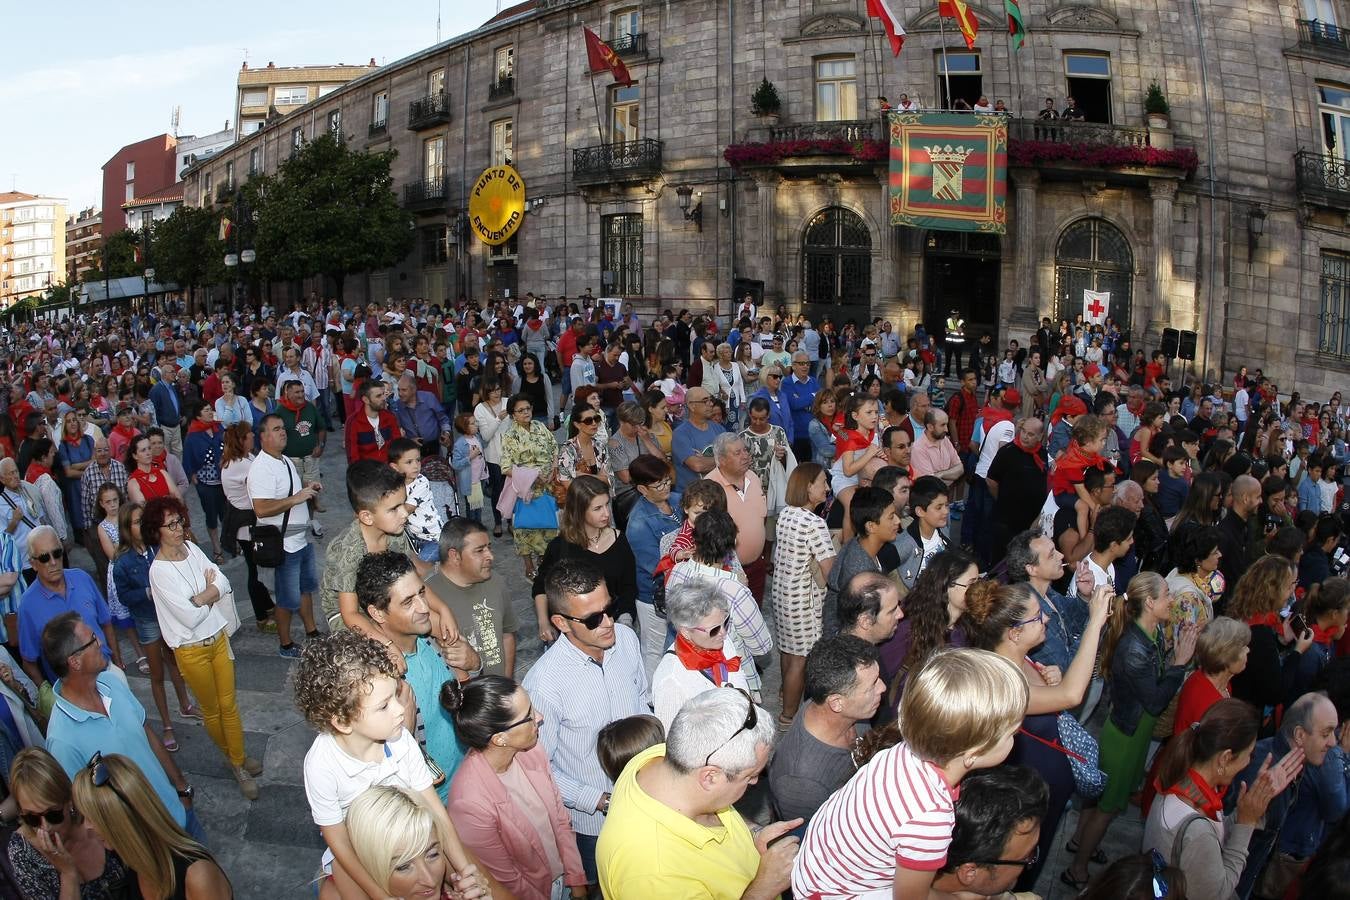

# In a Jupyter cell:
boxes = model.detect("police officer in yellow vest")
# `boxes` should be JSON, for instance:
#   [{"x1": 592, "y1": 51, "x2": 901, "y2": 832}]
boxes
[{"x1": 942, "y1": 308, "x2": 966, "y2": 375}]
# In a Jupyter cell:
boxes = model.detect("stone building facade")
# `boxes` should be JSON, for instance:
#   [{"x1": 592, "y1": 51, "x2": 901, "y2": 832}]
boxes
[{"x1": 182, "y1": 0, "x2": 1350, "y2": 396}]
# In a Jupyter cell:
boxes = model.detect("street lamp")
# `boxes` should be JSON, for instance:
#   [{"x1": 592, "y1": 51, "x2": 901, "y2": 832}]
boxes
[
  {"x1": 1247, "y1": 205, "x2": 1266, "y2": 261},
  {"x1": 675, "y1": 185, "x2": 703, "y2": 232}
]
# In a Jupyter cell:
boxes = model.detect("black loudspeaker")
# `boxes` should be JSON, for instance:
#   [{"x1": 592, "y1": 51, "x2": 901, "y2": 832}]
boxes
[
  {"x1": 1178, "y1": 330, "x2": 1197, "y2": 361},
  {"x1": 1160, "y1": 328, "x2": 1180, "y2": 359}
]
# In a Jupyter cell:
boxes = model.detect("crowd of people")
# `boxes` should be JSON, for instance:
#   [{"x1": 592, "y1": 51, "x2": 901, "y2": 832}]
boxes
[{"x1": 0, "y1": 292, "x2": 1344, "y2": 900}]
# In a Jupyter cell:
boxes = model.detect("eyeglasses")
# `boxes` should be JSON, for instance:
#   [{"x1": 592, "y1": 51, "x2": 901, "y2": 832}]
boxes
[
  {"x1": 163, "y1": 518, "x2": 185, "y2": 531},
  {"x1": 19, "y1": 805, "x2": 68, "y2": 829},
  {"x1": 704, "y1": 688, "x2": 757, "y2": 767},
  {"x1": 556, "y1": 603, "x2": 616, "y2": 630},
  {"x1": 578, "y1": 416, "x2": 601, "y2": 426},
  {"x1": 513, "y1": 406, "x2": 532, "y2": 415},
  {"x1": 690, "y1": 614, "x2": 731, "y2": 640},
  {"x1": 69, "y1": 636, "x2": 98, "y2": 658},
  {"x1": 33, "y1": 548, "x2": 64, "y2": 564},
  {"x1": 85, "y1": 752, "x2": 135, "y2": 813},
  {"x1": 642, "y1": 478, "x2": 673, "y2": 491},
  {"x1": 971, "y1": 845, "x2": 1040, "y2": 869},
  {"x1": 765, "y1": 374, "x2": 782, "y2": 380},
  {"x1": 1013, "y1": 608, "x2": 1049, "y2": 628},
  {"x1": 502, "y1": 706, "x2": 540, "y2": 731},
  {"x1": 1150, "y1": 849, "x2": 1170, "y2": 898}
]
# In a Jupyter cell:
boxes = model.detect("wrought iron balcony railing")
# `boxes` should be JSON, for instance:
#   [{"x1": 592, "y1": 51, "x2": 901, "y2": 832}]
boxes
[
  {"x1": 610, "y1": 32, "x2": 648, "y2": 58},
  {"x1": 404, "y1": 176, "x2": 448, "y2": 209},
  {"x1": 489, "y1": 76, "x2": 515, "y2": 102},
  {"x1": 1295, "y1": 149, "x2": 1350, "y2": 209},
  {"x1": 1297, "y1": 19, "x2": 1350, "y2": 54},
  {"x1": 408, "y1": 93, "x2": 451, "y2": 130},
  {"x1": 369, "y1": 120, "x2": 387, "y2": 137},
  {"x1": 572, "y1": 138, "x2": 663, "y2": 183}
]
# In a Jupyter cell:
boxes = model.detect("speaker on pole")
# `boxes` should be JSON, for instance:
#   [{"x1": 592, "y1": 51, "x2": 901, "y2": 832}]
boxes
[
  {"x1": 1160, "y1": 328, "x2": 1180, "y2": 359},
  {"x1": 1178, "y1": 330, "x2": 1197, "y2": 361}
]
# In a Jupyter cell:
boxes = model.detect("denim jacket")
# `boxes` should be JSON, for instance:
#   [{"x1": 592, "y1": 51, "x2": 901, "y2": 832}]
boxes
[
  {"x1": 111, "y1": 546, "x2": 156, "y2": 619},
  {"x1": 1028, "y1": 583, "x2": 1088, "y2": 672},
  {"x1": 626, "y1": 495, "x2": 683, "y2": 606},
  {"x1": 1107, "y1": 621, "x2": 1186, "y2": 735}
]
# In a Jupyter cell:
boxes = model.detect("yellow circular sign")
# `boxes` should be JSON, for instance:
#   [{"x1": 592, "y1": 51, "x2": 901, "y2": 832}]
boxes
[{"x1": 468, "y1": 164, "x2": 525, "y2": 246}]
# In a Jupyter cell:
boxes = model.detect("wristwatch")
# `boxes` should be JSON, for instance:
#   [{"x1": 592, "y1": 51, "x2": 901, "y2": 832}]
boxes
[{"x1": 177, "y1": 786, "x2": 195, "y2": 800}]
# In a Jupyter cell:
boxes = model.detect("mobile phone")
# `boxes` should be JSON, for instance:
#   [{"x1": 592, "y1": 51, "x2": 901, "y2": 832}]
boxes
[{"x1": 1289, "y1": 613, "x2": 1308, "y2": 636}]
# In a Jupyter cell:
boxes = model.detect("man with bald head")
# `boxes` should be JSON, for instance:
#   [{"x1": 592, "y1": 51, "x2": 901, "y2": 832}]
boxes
[
  {"x1": 910, "y1": 410, "x2": 964, "y2": 486},
  {"x1": 390, "y1": 372, "x2": 452, "y2": 454},
  {"x1": 672, "y1": 387, "x2": 719, "y2": 491},
  {"x1": 1218, "y1": 473, "x2": 1263, "y2": 596}
]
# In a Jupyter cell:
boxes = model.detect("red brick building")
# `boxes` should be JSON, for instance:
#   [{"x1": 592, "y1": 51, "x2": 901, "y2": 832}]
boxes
[{"x1": 100, "y1": 134, "x2": 177, "y2": 238}]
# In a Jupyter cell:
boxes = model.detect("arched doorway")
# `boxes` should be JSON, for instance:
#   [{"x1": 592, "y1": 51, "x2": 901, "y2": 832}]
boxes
[
  {"x1": 922, "y1": 231, "x2": 1001, "y2": 345},
  {"x1": 1054, "y1": 218, "x2": 1134, "y2": 330},
  {"x1": 801, "y1": 207, "x2": 871, "y2": 324}
]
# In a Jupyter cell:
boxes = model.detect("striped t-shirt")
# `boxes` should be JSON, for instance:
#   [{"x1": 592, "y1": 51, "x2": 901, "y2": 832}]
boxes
[{"x1": 791, "y1": 742, "x2": 957, "y2": 899}]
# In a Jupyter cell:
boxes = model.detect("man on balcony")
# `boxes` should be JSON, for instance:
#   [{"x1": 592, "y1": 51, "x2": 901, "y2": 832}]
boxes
[
  {"x1": 1038, "y1": 98, "x2": 1059, "y2": 120},
  {"x1": 1062, "y1": 97, "x2": 1086, "y2": 121}
]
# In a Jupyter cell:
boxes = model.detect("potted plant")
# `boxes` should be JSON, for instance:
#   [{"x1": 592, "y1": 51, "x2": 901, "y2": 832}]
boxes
[
  {"x1": 752, "y1": 78, "x2": 782, "y2": 120},
  {"x1": 1144, "y1": 81, "x2": 1170, "y2": 128}
]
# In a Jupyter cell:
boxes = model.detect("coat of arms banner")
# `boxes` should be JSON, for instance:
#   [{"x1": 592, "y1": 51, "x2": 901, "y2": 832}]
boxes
[{"x1": 888, "y1": 112, "x2": 1007, "y2": 234}]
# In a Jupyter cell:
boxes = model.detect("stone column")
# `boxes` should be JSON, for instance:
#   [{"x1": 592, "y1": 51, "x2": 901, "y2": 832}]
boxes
[
  {"x1": 875, "y1": 167, "x2": 900, "y2": 319},
  {"x1": 1009, "y1": 168, "x2": 1041, "y2": 333},
  {"x1": 754, "y1": 172, "x2": 781, "y2": 292},
  {"x1": 1148, "y1": 179, "x2": 1179, "y2": 342}
]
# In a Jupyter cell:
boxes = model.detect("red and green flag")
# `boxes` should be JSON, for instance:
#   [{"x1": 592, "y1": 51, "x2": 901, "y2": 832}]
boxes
[{"x1": 1004, "y1": 0, "x2": 1026, "y2": 49}]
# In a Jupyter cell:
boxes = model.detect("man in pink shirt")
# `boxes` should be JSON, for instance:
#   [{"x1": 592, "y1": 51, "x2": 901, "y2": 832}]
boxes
[
  {"x1": 910, "y1": 410, "x2": 965, "y2": 488},
  {"x1": 705, "y1": 433, "x2": 769, "y2": 603}
]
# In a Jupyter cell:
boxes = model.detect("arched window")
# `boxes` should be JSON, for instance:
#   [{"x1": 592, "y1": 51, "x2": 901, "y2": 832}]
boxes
[
  {"x1": 1054, "y1": 218, "x2": 1134, "y2": 328},
  {"x1": 802, "y1": 207, "x2": 871, "y2": 307}
]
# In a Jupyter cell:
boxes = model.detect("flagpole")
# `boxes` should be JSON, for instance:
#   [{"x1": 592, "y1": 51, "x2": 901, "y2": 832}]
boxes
[
  {"x1": 582, "y1": 24, "x2": 608, "y2": 147},
  {"x1": 937, "y1": 11, "x2": 953, "y2": 110}
]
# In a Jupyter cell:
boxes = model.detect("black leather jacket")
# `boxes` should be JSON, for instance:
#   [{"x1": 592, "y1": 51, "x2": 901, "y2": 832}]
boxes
[{"x1": 1107, "y1": 621, "x2": 1187, "y2": 735}]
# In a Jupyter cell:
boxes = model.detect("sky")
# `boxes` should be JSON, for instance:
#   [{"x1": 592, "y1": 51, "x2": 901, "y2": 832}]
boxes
[{"x1": 0, "y1": 0, "x2": 504, "y2": 213}]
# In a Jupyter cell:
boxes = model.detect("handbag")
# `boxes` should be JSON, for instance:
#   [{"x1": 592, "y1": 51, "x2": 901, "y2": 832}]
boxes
[
  {"x1": 513, "y1": 493, "x2": 558, "y2": 529},
  {"x1": 1018, "y1": 712, "x2": 1107, "y2": 799},
  {"x1": 251, "y1": 460, "x2": 295, "y2": 568}
]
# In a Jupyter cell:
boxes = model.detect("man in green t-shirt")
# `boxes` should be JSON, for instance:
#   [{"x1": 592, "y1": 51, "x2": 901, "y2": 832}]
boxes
[
  {"x1": 424, "y1": 518, "x2": 518, "y2": 678},
  {"x1": 276, "y1": 378, "x2": 327, "y2": 533}
]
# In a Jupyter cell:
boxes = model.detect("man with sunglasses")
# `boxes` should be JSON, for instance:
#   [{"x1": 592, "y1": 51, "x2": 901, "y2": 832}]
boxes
[
  {"x1": 932, "y1": 765, "x2": 1048, "y2": 897},
  {"x1": 40, "y1": 613, "x2": 203, "y2": 840},
  {"x1": 522, "y1": 558, "x2": 649, "y2": 890},
  {"x1": 597, "y1": 687, "x2": 799, "y2": 900},
  {"x1": 17, "y1": 526, "x2": 121, "y2": 689}
]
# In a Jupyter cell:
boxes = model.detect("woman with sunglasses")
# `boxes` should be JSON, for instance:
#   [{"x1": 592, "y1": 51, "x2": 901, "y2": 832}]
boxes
[
  {"x1": 650, "y1": 576, "x2": 750, "y2": 731},
  {"x1": 441, "y1": 675, "x2": 587, "y2": 899},
  {"x1": 6, "y1": 747, "x2": 136, "y2": 900},
  {"x1": 556, "y1": 402, "x2": 612, "y2": 497},
  {"x1": 143, "y1": 496, "x2": 260, "y2": 801},
  {"x1": 960, "y1": 578, "x2": 1112, "y2": 891},
  {"x1": 73, "y1": 752, "x2": 232, "y2": 899}
]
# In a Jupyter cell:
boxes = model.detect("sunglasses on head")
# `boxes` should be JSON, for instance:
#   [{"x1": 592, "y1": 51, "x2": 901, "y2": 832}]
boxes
[
  {"x1": 557, "y1": 603, "x2": 616, "y2": 630},
  {"x1": 85, "y1": 752, "x2": 135, "y2": 812},
  {"x1": 704, "y1": 687, "x2": 757, "y2": 767},
  {"x1": 34, "y1": 548, "x2": 64, "y2": 564}
]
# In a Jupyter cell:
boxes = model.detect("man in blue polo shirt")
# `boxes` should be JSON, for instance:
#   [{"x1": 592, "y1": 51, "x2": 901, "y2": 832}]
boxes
[
  {"x1": 18, "y1": 526, "x2": 119, "y2": 688},
  {"x1": 41, "y1": 613, "x2": 204, "y2": 839}
]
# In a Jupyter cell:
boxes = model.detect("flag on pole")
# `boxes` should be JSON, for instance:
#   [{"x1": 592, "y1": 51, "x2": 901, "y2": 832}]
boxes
[
  {"x1": 1083, "y1": 290, "x2": 1110, "y2": 325},
  {"x1": 865, "y1": 0, "x2": 907, "y2": 56},
  {"x1": 938, "y1": 0, "x2": 979, "y2": 49},
  {"x1": 583, "y1": 26, "x2": 635, "y2": 87},
  {"x1": 133, "y1": 245, "x2": 143, "y2": 264},
  {"x1": 1004, "y1": 0, "x2": 1026, "y2": 49},
  {"x1": 218, "y1": 217, "x2": 233, "y2": 242}
]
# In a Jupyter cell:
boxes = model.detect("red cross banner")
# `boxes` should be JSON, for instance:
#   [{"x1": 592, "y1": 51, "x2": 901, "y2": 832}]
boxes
[
  {"x1": 1083, "y1": 289, "x2": 1110, "y2": 325},
  {"x1": 889, "y1": 112, "x2": 1007, "y2": 234}
]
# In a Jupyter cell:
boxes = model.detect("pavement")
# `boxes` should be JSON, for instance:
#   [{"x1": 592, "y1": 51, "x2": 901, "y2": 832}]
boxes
[{"x1": 67, "y1": 436, "x2": 1142, "y2": 899}]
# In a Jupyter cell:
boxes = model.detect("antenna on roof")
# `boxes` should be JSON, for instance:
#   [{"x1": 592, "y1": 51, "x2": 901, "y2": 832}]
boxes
[
  {"x1": 437, "y1": 0, "x2": 443, "y2": 42},
  {"x1": 171, "y1": 106, "x2": 181, "y2": 138}
]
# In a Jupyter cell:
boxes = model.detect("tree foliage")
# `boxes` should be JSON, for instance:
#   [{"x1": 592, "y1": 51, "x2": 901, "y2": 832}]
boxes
[
  {"x1": 83, "y1": 229, "x2": 142, "y2": 282},
  {"x1": 247, "y1": 133, "x2": 414, "y2": 299},
  {"x1": 152, "y1": 206, "x2": 227, "y2": 292}
]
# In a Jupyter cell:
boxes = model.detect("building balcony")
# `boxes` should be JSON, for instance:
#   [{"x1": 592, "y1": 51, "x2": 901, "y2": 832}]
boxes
[
  {"x1": 1295, "y1": 150, "x2": 1350, "y2": 210},
  {"x1": 724, "y1": 118, "x2": 887, "y2": 170},
  {"x1": 404, "y1": 176, "x2": 448, "y2": 210},
  {"x1": 408, "y1": 93, "x2": 451, "y2": 130},
  {"x1": 610, "y1": 32, "x2": 647, "y2": 58},
  {"x1": 488, "y1": 76, "x2": 515, "y2": 102},
  {"x1": 572, "y1": 139, "x2": 663, "y2": 184},
  {"x1": 1295, "y1": 19, "x2": 1350, "y2": 58},
  {"x1": 1007, "y1": 118, "x2": 1199, "y2": 176},
  {"x1": 214, "y1": 183, "x2": 234, "y2": 203},
  {"x1": 369, "y1": 120, "x2": 388, "y2": 137}
]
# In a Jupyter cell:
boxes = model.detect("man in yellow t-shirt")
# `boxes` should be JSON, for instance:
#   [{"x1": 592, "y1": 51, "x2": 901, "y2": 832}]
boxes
[{"x1": 596, "y1": 688, "x2": 799, "y2": 900}]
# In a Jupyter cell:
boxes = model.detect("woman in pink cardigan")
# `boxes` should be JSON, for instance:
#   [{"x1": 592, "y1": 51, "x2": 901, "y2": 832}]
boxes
[{"x1": 442, "y1": 676, "x2": 588, "y2": 900}]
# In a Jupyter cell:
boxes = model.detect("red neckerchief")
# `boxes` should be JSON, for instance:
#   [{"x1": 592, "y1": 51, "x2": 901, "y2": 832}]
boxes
[
  {"x1": 24, "y1": 462, "x2": 51, "y2": 484},
  {"x1": 278, "y1": 395, "x2": 307, "y2": 415},
  {"x1": 1311, "y1": 622, "x2": 1342, "y2": 645},
  {"x1": 673, "y1": 633, "x2": 740, "y2": 684},
  {"x1": 979, "y1": 403, "x2": 1013, "y2": 427},
  {"x1": 61, "y1": 430, "x2": 85, "y2": 446},
  {"x1": 1246, "y1": 612, "x2": 1282, "y2": 630},
  {"x1": 1163, "y1": 768, "x2": 1226, "y2": 820},
  {"x1": 1015, "y1": 435, "x2": 1046, "y2": 472},
  {"x1": 188, "y1": 420, "x2": 221, "y2": 435},
  {"x1": 113, "y1": 423, "x2": 139, "y2": 442}
]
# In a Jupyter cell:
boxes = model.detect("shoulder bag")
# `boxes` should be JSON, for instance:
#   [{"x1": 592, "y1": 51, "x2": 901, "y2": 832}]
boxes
[
  {"x1": 251, "y1": 460, "x2": 295, "y2": 568},
  {"x1": 1017, "y1": 712, "x2": 1107, "y2": 799}
]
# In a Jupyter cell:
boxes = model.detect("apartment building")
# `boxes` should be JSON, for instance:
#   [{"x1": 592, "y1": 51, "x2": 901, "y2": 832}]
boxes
[
  {"x1": 65, "y1": 207, "x2": 102, "y2": 284},
  {"x1": 235, "y1": 59, "x2": 379, "y2": 140},
  {"x1": 1, "y1": 192, "x2": 67, "y2": 307}
]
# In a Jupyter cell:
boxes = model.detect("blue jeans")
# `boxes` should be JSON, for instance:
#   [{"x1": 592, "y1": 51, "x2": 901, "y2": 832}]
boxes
[
  {"x1": 274, "y1": 543, "x2": 318, "y2": 611},
  {"x1": 574, "y1": 831, "x2": 599, "y2": 884}
]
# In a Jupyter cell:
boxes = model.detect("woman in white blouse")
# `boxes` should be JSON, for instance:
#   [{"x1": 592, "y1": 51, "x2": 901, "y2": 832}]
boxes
[
  {"x1": 651, "y1": 576, "x2": 750, "y2": 731},
  {"x1": 213, "y1": 372, "x2": 252, "y2": 428},
  {"x1": 143, "y1": 494, "x2": 262, "y2": 801},
  {"x1": 473, "y1": 378, "x2": 510, "y2": 538}
]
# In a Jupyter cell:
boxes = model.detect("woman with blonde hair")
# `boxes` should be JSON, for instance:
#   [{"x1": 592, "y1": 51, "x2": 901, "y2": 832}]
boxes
[
  {"x1": 770, "y1": 462, "x2": 836, "y2": 723},
  {"x1": 6, "y1": 747, "x2": 135, "y2": 899},
  {"x1": 1228, "y1": 555, "x2": 1311, "y2": 732},
  {"x1": 1062, "y1": 572, "x2": 1198, "y2": 889},
  {"x1": 72, "y1": 752, "x2": 231, "y2": 899},
  {"x1": 345, "y1": 785, "x2": 462, "y2": 900}
]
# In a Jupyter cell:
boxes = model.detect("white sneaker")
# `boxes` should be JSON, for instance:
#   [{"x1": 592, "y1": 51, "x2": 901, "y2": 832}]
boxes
[{"x1": 310, "y1": 521, "x2": 325, "y2": 538}]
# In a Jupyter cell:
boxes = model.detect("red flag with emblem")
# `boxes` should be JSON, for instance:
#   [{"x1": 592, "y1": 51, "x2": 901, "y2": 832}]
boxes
[{"x1": 583, "y1": 26, "x2": 635, "y2": 87}]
